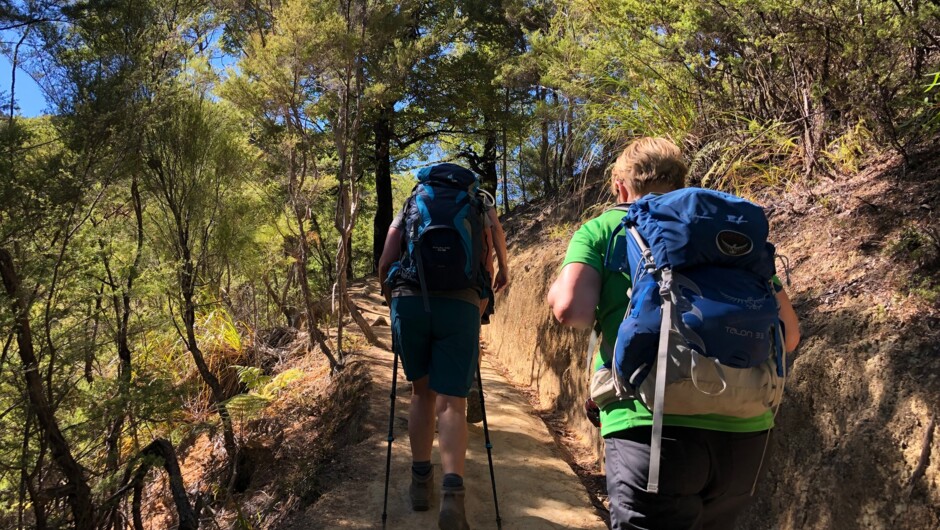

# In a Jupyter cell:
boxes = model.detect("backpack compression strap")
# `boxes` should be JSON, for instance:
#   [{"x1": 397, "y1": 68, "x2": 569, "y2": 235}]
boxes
[
  {"x1": 623, "y1": 225, "x2": 670, "y2": 493},
  {"x1": 648, "y1": 266, "x2": 674, "y2": 494}
]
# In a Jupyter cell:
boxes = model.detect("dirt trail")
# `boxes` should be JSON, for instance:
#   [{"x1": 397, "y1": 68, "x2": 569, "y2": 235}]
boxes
[{"x1": 283, "y1": 283, "x2": 606, "y2": 529}]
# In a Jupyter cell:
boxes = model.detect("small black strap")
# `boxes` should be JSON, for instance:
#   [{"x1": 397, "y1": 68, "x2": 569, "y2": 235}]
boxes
[
  {"x1": 776, "y1": 254, "x2": 792, "y2": 286},
  {"x1": 413, "y1": 244, "x2": 431, "y2": 312}
]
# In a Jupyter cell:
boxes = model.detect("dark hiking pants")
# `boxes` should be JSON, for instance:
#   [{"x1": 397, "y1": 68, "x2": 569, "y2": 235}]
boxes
[{"x1": 605, "y1": 426, "x2": 771, "y2": 530}]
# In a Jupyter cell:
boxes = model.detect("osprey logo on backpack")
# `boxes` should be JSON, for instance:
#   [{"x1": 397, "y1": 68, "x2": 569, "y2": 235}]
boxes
[
  {"x1": 719, "y1": 291, "x2": 766, "y2": 311},
  {"x1": 716, "y1": 230, "x2": 753, "y2": 256},
  {"x1": 388, "y1": 163, "x2": 485, "y2": 310},
  {"x1": 604, "y1": 187, "x2": 787, "y2": 494}
]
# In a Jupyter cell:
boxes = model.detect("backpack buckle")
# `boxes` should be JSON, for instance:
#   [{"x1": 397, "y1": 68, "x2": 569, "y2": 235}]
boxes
[
  {"x1": 659, "y1": 268, "x2": 674, "y2": 297},
  {"x1": 659, "y1": 283, "x2": 672, "y2": 298}
]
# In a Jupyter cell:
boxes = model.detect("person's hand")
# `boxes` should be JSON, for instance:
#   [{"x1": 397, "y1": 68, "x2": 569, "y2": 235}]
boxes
[
  {"x1": 380, "y1": 281, "x2": 391, "y2": 307},
  {"x1": 493, "y1": 268, "x2": 510, "y2": 293},
  {"x1": 379, "y1": 269, "x2": 392, "y2": 307}
]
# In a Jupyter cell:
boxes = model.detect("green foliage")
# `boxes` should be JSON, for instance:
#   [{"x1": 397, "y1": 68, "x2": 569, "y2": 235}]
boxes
[
  {"x1": 547, "y1": 222, "x2": 575, "y2": 241},
  {"x1": 889, "y1": 225, "x2": 940, "y2": 271},
  {"x1": 0, "y1": 116, "x2": 77, "y2": 243},
  {"x1": 886, "y1": 224, "x2": 940, "y2": 304},
  {"x1": 908, "y1": 279, "x2": 940, "y2": 306},
  {"x1": 696, "y1": 119, "x2": 801, "y2": 195},
  {"x1": 239, "y1": 366, "x2": 305, "y2": 398},
  {"x1": 225, "y1": 366, "x2": 305, "y2": 419},
  {"x1": 921, "y1": 71, "x2": 940, "y2": 133},
  {"x1": 532, "y1": 0, "x2": 940, "y2": 188},
  {"x1": 199, "y1": 309, "x2": 243, "y2": 353},
  {"x1": 389, "y1": 171, "x2": 418, "y2": 209},
  {"x1": 822, "y1": 120, "x2": 876, "y2": 175}
]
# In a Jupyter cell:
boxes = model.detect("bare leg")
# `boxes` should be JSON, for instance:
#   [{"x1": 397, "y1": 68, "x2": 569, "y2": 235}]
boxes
[
  {"x1": 409, "y1": 376, "x2": 437, "y2": 462},
  {"x1": 437, "y1": 394, "x2": 469, "y2": 476}
]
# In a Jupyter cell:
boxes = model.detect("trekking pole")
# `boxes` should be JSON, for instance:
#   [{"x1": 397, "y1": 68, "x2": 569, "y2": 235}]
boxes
[
  {"x1": 381, "y1": 346, "x2": 400, "y2": 527},
  {"x1": 476, "y1": 361, "x2": 502, "y2": 529}
]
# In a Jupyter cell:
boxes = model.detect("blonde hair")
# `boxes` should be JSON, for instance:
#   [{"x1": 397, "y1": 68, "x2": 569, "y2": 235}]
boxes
[{"x1": 610, "y1": 137, "x2": 687, "y2": 196}]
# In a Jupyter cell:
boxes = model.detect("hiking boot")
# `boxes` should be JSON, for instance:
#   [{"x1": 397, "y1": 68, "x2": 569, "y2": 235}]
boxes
[
  {"x1": 410, "y1": 468, "x2": 433, "y2": 511},
  {"x1": 438, "y1": 484, "x2": 470, "y2": 530},
  {"x1": 466, "y1": 382, "x2": 483, "y2": 424}
]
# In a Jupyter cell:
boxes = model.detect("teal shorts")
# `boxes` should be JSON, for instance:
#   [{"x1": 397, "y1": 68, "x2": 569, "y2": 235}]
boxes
[{"x1": 391, "y1": 296, "x2": 480, "y2": 397}]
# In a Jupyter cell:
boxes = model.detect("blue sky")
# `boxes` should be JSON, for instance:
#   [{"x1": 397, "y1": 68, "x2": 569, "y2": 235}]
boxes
[
  {"x1": 0, "y1": 51, "x2": 240, "y2": 118},
  {"x1": 0, "y1": 52, "x2": 48, "y2": 117}
]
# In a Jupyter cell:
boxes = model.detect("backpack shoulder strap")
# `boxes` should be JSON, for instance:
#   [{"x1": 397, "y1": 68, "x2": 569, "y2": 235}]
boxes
[
  {"x1": 626, "y1": 226, "x2": 655, "y2": 273},
  {"x1": 601, "y1": 203, "x2": 634, "y2": 272}
]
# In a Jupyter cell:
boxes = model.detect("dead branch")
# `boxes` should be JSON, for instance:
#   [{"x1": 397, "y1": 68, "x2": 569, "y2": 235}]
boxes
[{"x1": 906, "y1": 415, "x2": 936, "y2": 498}]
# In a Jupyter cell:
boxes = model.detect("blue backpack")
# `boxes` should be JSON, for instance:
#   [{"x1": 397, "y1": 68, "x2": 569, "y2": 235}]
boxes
[
  {"x1": 388, "y1": 163, "x2": 485, "y2": 309},
  {"x1": 605, "y1": 188, "x2": 786, "y2": 493}
]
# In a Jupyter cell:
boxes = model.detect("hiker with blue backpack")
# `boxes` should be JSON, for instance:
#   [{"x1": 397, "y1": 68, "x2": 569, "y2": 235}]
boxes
[
  {"x1": 547, "y1": 137, "x2": 800, "y2": 529},
  {"x1": 378, "y1": 163, "x2": 508, "y2": 530}
]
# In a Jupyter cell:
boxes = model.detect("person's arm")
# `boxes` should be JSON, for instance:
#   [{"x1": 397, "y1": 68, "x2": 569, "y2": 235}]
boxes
[
  {"x1": 776, "y1": 287, "x2": 800, "y2": 352},
  {"x1": 378, "y1": 226, "x2": 403, "y2": 303},
  {"x1": 487, "y1": 208, "x2": 510, "y2": 292},
  {"x1": 482, "y1": 224, "x2": 496, "y2": 276},
  {"x1": 547, "y1": 263, "x2": 601, "y2": 329}
]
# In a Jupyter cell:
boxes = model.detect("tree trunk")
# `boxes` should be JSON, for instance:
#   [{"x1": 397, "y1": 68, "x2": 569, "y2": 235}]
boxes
[
  {"x1": 373, "y1": 103, "x2": 394, "y2": 271},
  {"x1": 27, "y1": 434, "x2": 48, "y2": 530},
  {"x1": 0, "y1": 248, "x2": 95, "y2": 530},
  {"x1": 294, "y1": 215, "x2": 339, "y2": 367},
  {"x1": 123, "y1": 439, "x2": 197, "y2": 530},
  {"x1": 540, "y1": 89, "x2": 552, "y2": 196},
  {"x1": 298, "y1": 257, "x2": 333, "y2": 352},
  {"x1": 333, "y1": 0, "x2": 368, "y2": 363},
  {"x1": 179, "y1": 245, "x2": 239, "y2": 484},
  {"x1": 288, "y1": 147, "x2": 339, "y2": 369},
  {"x1": 262, "y1": 271, "x2": 298, "y2": 328},
  {"x1": 346, "y1": 294, "x2": 386, "y2": 349},
  {"x1": 518, "y1": 129, "x2": 527, "y2": 204},
  {"x1": 480, "y1": 131, "x2": 499, "y2": 196},
  {"x1": 501, "y1": 89, "x2": 511, "y2": 214},
  {"x1": 104, "y1": 176, "x2": 145, "y2": 530},
  {"x1": 19, "y1": 415, "x2": 49, "y2": 530},
  {"x1": 85, "y1": 285, "x2": 103, "y2": 383},
  {"x1": 561, "y1": 97, "x2": 575, "y2": 185},
  {"x1": 346, "y1": 236, "x2": 354, "y2": 280},
  {"x1": 334, "y1": 172, "x2": 353, "y2": 362}
]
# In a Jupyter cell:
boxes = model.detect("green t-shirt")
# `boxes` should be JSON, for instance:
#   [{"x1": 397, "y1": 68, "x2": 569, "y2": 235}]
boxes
[{"x1": 561, "y1": 208, "x2": 774, "y2": 437}]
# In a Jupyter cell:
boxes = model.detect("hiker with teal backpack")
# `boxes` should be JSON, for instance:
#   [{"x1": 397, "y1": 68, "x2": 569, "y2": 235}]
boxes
[
  {"x1": 547, "y1": 138, "x2": 800, "y2": 529},
  {"x1": 378, "y1": 163, "x2": 506, "y2": 530}
]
